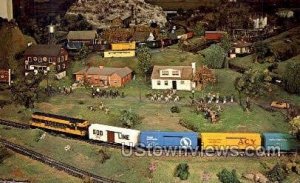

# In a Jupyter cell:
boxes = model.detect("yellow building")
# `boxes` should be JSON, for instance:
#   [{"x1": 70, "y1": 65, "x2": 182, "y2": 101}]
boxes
[
  {"x1": 104, "y1": 50, "x2": 135, "y2": 58},
  {"x1": 111, "y1": 42, "x2": 136, "y2": 51}
]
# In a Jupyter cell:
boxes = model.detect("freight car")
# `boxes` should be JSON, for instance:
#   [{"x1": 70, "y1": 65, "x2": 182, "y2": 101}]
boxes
[
  {"x1": 89, "y1": 124, "x2": 140, "y2": 147},
  {"x1": 30, "y1": 112, "x2": 89, "y2": 137},
  {"x1": 201, "y1": 133, "x2": 262, "y2": 151},
  {"x1": 263, "y1": 133, "x2": 300, "y2": 152},
  {"x1": 139, "y1": 131, "x2": 198, "y2": 149}
]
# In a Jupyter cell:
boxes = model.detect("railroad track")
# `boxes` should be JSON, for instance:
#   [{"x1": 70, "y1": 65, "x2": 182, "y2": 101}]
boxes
[
  {"x1": 0, "y1": 119, "x2": 29, "y2": 129},
  {"x1": 0, "y1": 139, "x2": 123, "y2": 183}
]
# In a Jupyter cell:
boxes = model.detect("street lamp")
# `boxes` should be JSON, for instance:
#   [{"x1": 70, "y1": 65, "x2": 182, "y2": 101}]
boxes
[{"x1": 191, "y1": 89, "x2": 195, "y2": 104}]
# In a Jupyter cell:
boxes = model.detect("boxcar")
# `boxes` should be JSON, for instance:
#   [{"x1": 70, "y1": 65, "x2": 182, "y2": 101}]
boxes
[
  {"x1": 111, "y1": 42, "x2": 136, "y2": 51},
  {"x1": 139, "y1": 131, "x2": 198, "y2": 149},
  {"x1": 263, "y1": 133, "x2": 300, "y2": 152},
  {"x1": 30, "y1": 112, "x2": 89, "y2": 137},
  {"x1": 103, "y1": 50, "x2": 135, "y2": 58},
  {"x1": 201, "y1": 133, "x2": 261, "y2": 150},
  {"x1": 89, "y1": 124, "x2": 140, "y2": 147}
]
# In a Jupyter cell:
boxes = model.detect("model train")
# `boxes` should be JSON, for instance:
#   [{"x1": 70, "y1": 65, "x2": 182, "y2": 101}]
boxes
[{"x1": 30, "y1": 112, "x2": 300, "y2": 153}]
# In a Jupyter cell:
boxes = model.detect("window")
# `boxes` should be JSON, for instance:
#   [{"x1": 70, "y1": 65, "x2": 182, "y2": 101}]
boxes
[
  {"x1": 157, "y1": 80, "x2": 161, "y2": 85},
  {"x1": 162, "y1": 71, "x2": 169, "y2": 76},
  {"x1": 57, "y1": 65, "x2": 61, "y2": 71},
  {"x1": 43, "y1": 57, "x2": 47, "y2": 62},
  {"x1": 180, "y1": 80, "x2": 185, "y2": 84},
  {"x1": 62, "y1": 64, "x2": 66, "y2": 69},
  {"x1": 49, "y1": 58, "x2": 52, "y2": 63},
  {"x1": 172, "y1": 70, "x2": 179, "y2": 76},
  {"x1": 57, "y1": 57, "x2": 60, "y2": 63},
  {"x1": 38, "y1": 57, "x2": 42, "y2": 63},
  {"x1": 164, "y1": 81, "x2": 168, "y2": 86},
  {"x1": 65, "y1": 55, "x2": 68, "y2": 61},
  {"x1": 28, "y1": 57, "x2": 32, "y2": 62},
  {"x1": 61, "y1": 56, "x2": 64, "y2": 62}
]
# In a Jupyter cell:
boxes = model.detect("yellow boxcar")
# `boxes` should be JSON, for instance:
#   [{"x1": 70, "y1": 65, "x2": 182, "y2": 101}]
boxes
[
  {"x1": 200, "y1": 133, "x2": 261, "y2": 150},
  {"x1": 104, "y1": 50, "x2": 135, "y2": 58},
  {"x1": 111, "y1": 42, "x2": 136, "y2": 51}
]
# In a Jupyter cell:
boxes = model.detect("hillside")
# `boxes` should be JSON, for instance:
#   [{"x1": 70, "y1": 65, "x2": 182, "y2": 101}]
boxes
[
  {"x1": 67, "y1": 0, "x2": 167, "y2": 28},
  {"x1": 0, "y1": 22, "x2": 34, "y2": 69}
]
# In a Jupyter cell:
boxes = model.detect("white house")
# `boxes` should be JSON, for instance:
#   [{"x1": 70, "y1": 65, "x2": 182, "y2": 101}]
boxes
[{"x1": 151, "y1": 63, "x2": 196, "y2": 91}]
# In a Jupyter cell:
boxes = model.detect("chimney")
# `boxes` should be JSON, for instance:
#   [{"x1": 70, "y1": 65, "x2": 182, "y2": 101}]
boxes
[
  {"x1": 99, "y1": 65, "x2": 104, "y2": 69},
  {"x1": 191, "y1": 62, "x2": 196, "y2": 76}
]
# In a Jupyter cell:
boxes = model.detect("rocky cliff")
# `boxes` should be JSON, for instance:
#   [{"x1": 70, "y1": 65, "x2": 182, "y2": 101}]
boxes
[{"x1": 67, "y1": 0, "x2": 167, "y2": 29}]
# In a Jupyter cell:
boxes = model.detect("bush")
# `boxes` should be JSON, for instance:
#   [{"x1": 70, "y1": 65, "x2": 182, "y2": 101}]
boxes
[
  {"x1": 267, "y1": 163, "x2": 287, "y2": 182},
  {"x1": 98, "y1": 148, "x2": 111, "y2": 164},
  {"x1": 179, "y1": 119, "x2": 200, "y2": 132},
  {"x1": 174, "y1": 163, "x2": 189, "y2": 180},
  {"x1": 204, "y1": 44, "x2": 226, "y2": 69},
  {"x1": 283, "y1": 62, "x2": 300, "y2": 95},
  {"x1": 119, "y1": 110, "x2": 141, "y2": 128},
  {"x1": 217, "y1": 169, "x2": 241, "y2": 183},
  {"x1": 170, "y1": 106, "x2": 180, "y2": 113}
]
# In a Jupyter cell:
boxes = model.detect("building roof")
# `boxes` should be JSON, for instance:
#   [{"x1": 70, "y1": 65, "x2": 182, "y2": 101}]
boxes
[
  {"x1": 151, "y1": 65, "x2": 193, "y2": 80},
  {"x1": 130, "y1": 31, "x2": 150, "y2": 42},
  {"x1": 74, "y1": 66, "x2": 132, "y2": 77},
  {"x1": 24, "y1": 45, "x2": 62, "y2": 56},
  {"x1": 232, "y1": 41, "x2": 252, "y2": 48},
  {"x1": 66, "y1": 30, "x2": 97, "y2": 40}
]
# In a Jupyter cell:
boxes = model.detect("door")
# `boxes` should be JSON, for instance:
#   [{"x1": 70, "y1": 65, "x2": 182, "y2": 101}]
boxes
[
  {"x1": 172, "y1": 81, "x2": 177, "y2": 89},
  {"x1": 107, "y1": 131, "x2": 115, "y2": 143}
]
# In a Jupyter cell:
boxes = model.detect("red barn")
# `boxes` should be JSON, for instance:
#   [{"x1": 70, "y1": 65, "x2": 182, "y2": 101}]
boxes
[{"x1": 205, "y1": 31, "x2": 227, "y2": 42}]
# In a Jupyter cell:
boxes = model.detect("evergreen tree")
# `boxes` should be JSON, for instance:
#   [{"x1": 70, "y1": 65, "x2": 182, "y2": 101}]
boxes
[
  {"x1": 267, "y1": 163, "x2": 287, "y2": 182},
  {"x1": 283, "y1": 62, "x2": 300, "y2": 95},
  {"x1": 194, "y1": 22, "x2": 205, "y2": 36},
  {"x1": 137, "y1": 46, "x2": 153, "y2": 81}
]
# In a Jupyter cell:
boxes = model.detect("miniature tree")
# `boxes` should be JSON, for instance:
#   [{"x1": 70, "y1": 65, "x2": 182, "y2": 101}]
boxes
[
  {"x1": 137, "y1": 45, "x2": 153, "y2": 81},
  {"x1": 283, "y1": 62, "x2": 300, "y2": 95},
  {"x1": 253, "y1": 41, "x2": 270, "y2": 63},
  {"x1": 220, "y1": 33, "x2": 231, "y2": 53},
  {"x1": 10, "y1": 72, "x2": 44, "y2": 108},
  {"x1": 267, "y1": 163, "x2": 287, "y2": 182},
  {"x1": 194, "y1": 22, "x2": 205, "y2": 36},
  {"x1": 234, "y1": 69, "x2": 270, "y2": 110},
  {"x1": 217, "y1": 169, "x2": 241, "y2": 183},
  {"x1": 119, "y1": 109, "x2": 141, "y2": 128},
  {"x1": 204, "y1": 44, "x2": 226, "y2": 69},
  {"x1": 174, "y1": 163, "x2": 190, "y2": 180}
]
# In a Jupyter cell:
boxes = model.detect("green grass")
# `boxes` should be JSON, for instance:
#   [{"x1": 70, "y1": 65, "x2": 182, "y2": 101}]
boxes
[{"x1": 0, "y1": 152, "x2": 81, "y2": 183}]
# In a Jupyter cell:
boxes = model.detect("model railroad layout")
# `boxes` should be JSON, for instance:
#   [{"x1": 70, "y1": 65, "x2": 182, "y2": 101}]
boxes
[
  {"x1": 1, "y1": 112, "x2": 300, "y2": 157},
  {"x1": 0, "y1": 138, "x2": 122, "y2": 183}
]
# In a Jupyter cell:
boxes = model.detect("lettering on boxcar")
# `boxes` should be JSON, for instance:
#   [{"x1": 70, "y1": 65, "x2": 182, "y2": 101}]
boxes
[{"x1": 117, "y1": 132, "x2": 129, "y2": 140}]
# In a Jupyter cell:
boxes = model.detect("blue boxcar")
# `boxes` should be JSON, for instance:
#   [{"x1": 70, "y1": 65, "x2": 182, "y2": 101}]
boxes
[
  {"x1": 263, "y1": 133, "x2": 300, "y2": 152},
  {"x1": 139, "y1": 131, "x2": 198, "y2": 149}
]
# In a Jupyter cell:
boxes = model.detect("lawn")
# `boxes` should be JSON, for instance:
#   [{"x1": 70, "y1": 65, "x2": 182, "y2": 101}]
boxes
[{"x1": 0, "y1": 152, "x2": 81, "y2": 183}]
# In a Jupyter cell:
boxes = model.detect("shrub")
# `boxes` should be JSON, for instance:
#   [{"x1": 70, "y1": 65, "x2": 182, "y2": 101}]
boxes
[
  {"x1": 98, "y1": 148, "x2": 111, "y2": 164},
  {"x1": 179, "y1": 119, "x2": 200, "y2": 132},
  {"x1": 119, "y1": 110, "x2": 141, "y2": 128},
  {"x1": 170, "y1": 106, "x2": 180, "y2": 113},
  {"x1": 204, "y1": 44, "x2": 226, "y2": 69},
  {"x1": 283, "y1": 62, "x2": 300, "y2": 95},
  {"x1": 78, "y1": 100, "x2": 85, "y2": 105},
  {"x1": 217, "y1": 169, "x2": 241, "y2": 183},
  {"x1": 174, "y1": 163, "x2": 189, "y2": 180},
  {"x1": 267, "y1": 163, "x2": 287, "y2": 182}
]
